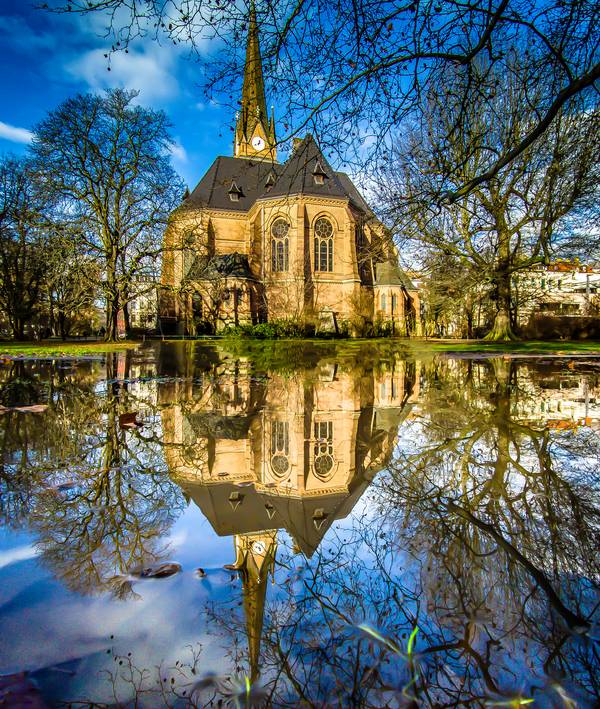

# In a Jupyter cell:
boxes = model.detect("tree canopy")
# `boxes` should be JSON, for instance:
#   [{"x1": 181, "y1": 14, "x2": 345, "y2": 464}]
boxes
[
  {"x1": 30, "y1": 89, "x2": 185, "y2": 340},
  {"x1": 45, "y1": 0, "x2": 599, "y2": 198}
]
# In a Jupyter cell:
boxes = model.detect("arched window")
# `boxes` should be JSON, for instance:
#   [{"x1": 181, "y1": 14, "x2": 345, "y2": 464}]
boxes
[
  {"x1": 314, "y1": 217, "x2": 334, "y2": 272},
  {"x1": 270, "y1": 420, "x2": 289, "y2": 478},
  {"x1": 271, "y1": 218, "x2": 289, "y2": 272},
  {"x1": 313, "y1": 421, "x2": 334, "y2": 480}
]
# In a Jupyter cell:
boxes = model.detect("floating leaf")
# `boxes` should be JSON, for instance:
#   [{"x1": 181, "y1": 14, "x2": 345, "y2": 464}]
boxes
[{"x1": 119, "y1": 412, "x2": 141, "y2": 429}]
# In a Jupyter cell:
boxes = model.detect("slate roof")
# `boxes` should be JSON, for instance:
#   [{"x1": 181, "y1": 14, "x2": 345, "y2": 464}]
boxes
[
  {"x1": 188, "y1": 412, "x2": 253, "y2": 440},
  {"x1": 182, "y1": 134, "x2": 373, "y2": 215},
  {"x1": 181, "y1": 479, "x2": 368, "y2": 557},
  {"x1": 186, "y1": 252, "x2": 254, "y2": 281},
  {"x1": 184, "y1": 158, "x2": 282, "y2": 212},
  {"x1": 374, "y1": 260, "x2": 417, "y2": 290}
]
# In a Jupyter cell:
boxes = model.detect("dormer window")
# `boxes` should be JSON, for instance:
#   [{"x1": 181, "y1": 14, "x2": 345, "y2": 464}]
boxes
[
  {"x1": 228, "y1": 181, "x2": 243, "y2": 202},
  {"x1": 265, "y1": 170, "x2": 276, "y2": 191},
  {"x1": 313, "y1": 160, "x2": 328, "y2": 186}
]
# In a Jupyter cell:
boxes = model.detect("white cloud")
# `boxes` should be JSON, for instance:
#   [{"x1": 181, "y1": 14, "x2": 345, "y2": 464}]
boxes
[
  {"x1": 0, "y1": 544, "x2": 38, "y2": 569},
  {"x1": 0, "y1": 121, "x2": 34, "y2": 144},
  {"x1": 170, "y1": 141, "x2": 188, "y2": 163},
  {"x1": 65, "y1": 45, "x2": 180, "y2": 105}
]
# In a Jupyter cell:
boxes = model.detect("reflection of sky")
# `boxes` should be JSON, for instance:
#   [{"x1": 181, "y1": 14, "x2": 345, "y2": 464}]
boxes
[
  {"x1": 0, "y1": 504, "x2": 235, "y2": 701},
  {"x1": 0, "y1": 493, "x2": 404, "y2": 704},
  {"x1": 1, "y1": 352, "x2": 599, "y2": 706}
]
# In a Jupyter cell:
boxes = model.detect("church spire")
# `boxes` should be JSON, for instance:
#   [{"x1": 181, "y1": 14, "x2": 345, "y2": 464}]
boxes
[
  {"x1": 234, "y1": 1, "x2": 277, "y2": 161},
  {"x1": 226, "y1": 531, "x2": 278, "y2": 683}
]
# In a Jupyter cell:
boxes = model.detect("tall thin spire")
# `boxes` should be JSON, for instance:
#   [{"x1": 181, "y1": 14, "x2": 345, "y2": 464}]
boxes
[
  {"x1": 241, "y1": 1, "x2": 268, "y2": 126},
  {"x1": 234, "y1": 1, "x2": 276, "y2": 160}
]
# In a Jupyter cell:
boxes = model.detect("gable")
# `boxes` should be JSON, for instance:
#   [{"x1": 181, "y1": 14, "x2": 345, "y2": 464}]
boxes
[{"x1": 181, "y1": 135, "x2": 376, "y2": 217}]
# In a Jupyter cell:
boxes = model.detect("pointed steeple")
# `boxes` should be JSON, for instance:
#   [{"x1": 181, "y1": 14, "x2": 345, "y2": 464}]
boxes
[
  {"x1": 242, "y1": 2, "x2": 268, "y2": 127},
  {"x1": 234, "y1": 1, "x2": 277, "y2": 161}
]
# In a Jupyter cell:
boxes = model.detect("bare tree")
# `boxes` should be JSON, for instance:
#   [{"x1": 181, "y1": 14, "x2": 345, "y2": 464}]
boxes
[
  {"x1": 0, "y1": 156, "x2": 49, "y2": 340},
  {"x1": 30, "y1": 89, "x2": 185, "y2": 341},
  {"x1": 380, "y1": 60, "x2": 599, "y2": 340},
  {"x1": 42, "y1": 0, "x2": 599, "y2": 197},
  {"x1": 43, "y1": 228, "x2": 101, "y2": 339}
]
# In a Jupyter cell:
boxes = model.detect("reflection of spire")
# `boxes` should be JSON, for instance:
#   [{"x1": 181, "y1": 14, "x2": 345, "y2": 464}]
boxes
[{"x1": 226, "y1": 531, "x2": 277, "y2": 682}]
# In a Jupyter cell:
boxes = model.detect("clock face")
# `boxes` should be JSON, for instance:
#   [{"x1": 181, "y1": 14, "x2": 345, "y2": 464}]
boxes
[
  {"x1": 251, "y1": 136, "x2": 265, "y2": 150},
  {"x1": 252, "y1": 540, "x2": 266, "y2": 555}
]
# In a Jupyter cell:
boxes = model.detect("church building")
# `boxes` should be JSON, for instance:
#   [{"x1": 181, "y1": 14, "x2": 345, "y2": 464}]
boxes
[{"x1": 160, "y1": 6, "x2": 419, "y2": 335}]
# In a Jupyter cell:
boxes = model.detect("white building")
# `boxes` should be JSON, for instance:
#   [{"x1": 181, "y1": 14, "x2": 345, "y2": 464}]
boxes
[
  {"x1": 128, "y1": 278, "x2": 159, "y2": 331},
  {"x1": 515, "y1": 262, "x2": 600, "y2": 323}
]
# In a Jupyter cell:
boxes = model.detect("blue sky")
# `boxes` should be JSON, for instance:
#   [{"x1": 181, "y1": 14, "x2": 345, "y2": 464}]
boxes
[{"x1": 0, "y1": 0, "x2": 245, "y2": 188}]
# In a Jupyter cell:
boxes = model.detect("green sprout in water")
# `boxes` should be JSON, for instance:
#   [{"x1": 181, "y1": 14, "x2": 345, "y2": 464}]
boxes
[
  {"x1": 358, "y1": 624, "x2": 420, "y2": 702},
  {"x1": 486, "y1": 698, "x2": 534, "y2": 707}
]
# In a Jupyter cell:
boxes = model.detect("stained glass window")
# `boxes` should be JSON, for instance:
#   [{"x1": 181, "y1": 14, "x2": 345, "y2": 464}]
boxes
[
  {"x1": 313, "y1": 421, "x2": 334, "y2": 479},
  {"x1": 270, "y1": 421, "x2": 289, "y2": 477},
  {"x1": 314, "y1": 217, "x2": 333, "y2": 272},
  {"x1": 271, "y1": 218, "x2": 289, "y2": 272}
]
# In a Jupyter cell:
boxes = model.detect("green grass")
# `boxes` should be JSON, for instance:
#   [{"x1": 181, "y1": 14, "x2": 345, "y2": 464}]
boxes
[
  {"x1": 201, "y1": 336, "x2": 600, "y2": 372},
  {"x1": 410, "y1": 339, "x2": 600, "y2": 354},
  {"x1": 0, "y1": 340, "x2": 140, "y2": 358}
]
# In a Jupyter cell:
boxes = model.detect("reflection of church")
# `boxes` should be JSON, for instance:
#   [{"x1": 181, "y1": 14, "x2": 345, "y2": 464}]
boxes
[
  {"x1": 160, "y1": 5, "x2": 420, "y2": 335},
  {"x1": 161, "y1": 352, "x2": 417, "y2": 678}
]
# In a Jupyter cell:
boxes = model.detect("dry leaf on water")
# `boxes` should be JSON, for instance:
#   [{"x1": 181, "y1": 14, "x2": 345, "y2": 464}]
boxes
[{"x1": 119, "y1": 412, "x2": 141, "y2": 429}]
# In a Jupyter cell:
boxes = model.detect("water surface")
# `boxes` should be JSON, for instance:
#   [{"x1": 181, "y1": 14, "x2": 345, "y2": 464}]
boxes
[{"x1": 0, "y1": 342, "x2": 598, "y2": 707}]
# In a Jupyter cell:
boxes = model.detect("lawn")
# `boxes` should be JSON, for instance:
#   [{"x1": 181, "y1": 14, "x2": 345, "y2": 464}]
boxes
[
  {"x1": 0, "y1": 340, "x2": 140, "y2": 358},
  {"x1": 411, "y1": 339, "x2": 600, "y2": 354}
]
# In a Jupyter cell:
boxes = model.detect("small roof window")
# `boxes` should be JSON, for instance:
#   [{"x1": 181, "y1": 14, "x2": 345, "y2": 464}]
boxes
[
  {"x1": 228, "y1": 180, "x2": 243, "y2": 202},
  {"x1": 313, "y1": 160, "x2": 328, "y2": 186},
  {"x1": 265, "y1": 170, "x2": 276, "y2": 191}
]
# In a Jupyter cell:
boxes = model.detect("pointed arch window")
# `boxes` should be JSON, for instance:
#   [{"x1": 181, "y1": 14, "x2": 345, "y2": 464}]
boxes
[
  {"x1": 314, "y1": 217, "x2": 333, "y2": 272},
  {"x1": 270, "y1": 420, "x2": 289, "y2": 478},
  {"x1": 313, "y1": 421, "x2": 334, "y2": 480},
  {"x1": 271, "y1": 218, "x2": 289, "y2": 272}
]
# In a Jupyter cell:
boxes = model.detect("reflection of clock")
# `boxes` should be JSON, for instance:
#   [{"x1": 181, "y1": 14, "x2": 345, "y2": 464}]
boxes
[
  {"x1": 252, "y1": 540, "x2": 266, "y2": 555},
  {"x1": 251, "y1": 136, "x2": 265, "y2": 150}
]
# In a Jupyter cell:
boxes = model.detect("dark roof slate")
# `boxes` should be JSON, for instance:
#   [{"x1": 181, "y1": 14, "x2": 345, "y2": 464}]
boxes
[
  {"x1": 374, "y1": 260, "x2": 417, "y2": 290},
  {"x1": 184, "y1": 157, "x2": 283, "y2": 212},
  {"x1": 182, "y1": 135, "x2": 374, "y2": 215},
  {"x1": 187, "y1": 252, "x2": 254, "y2": 281},
  {"x1": 266, "y1": 134, "x2": 349, "y2": 201}
]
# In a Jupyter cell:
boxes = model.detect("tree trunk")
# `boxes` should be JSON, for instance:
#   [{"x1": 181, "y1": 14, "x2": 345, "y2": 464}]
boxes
[
  {"x1": 12, "y1": 318, "x2": 25, "y2": 341},
  {"x1": 485, "y1": 233, "x2": 517, "y2": 341},
  {"x1": 105, "y1": 250, "x2": 120, "y2": 342},
  {"x1": 106, "y1": 296, "x2": 120, "y2": 342},
  {"x1": 123, "y1": 301, "x2": 131, "y2": 338},
  {"x1": 58, "y1": 312, "x2": 68, "y2": 341},
  {"x1": 466, "y1": 310, "x2": 473, "y2": 339}
]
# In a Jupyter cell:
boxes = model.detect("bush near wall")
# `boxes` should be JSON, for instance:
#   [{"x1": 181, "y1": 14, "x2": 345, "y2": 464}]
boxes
[
  {"x1": 222, "y1": 319, "x2": 315, "y2": 339},
  {"x1": 524, "y1": 315, "x2": 600, "y2": 340}
]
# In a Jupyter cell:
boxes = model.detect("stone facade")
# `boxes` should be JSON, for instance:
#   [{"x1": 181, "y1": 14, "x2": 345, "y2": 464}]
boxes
[{"x1": 160, "y1": 6, "x2": 419, "y2": 335}]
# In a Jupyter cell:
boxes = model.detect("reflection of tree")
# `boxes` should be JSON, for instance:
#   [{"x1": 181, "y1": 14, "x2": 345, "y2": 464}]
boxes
[
  {"x1": 203, "y1": 358, "x2": 599, "y2": 706},
  {"x1": 0, "y1": 355, "x2": 185, "y2": 595},
  {"x1": 0, "y1": 359, "x2": 99, "y2": 528},
  {"x1": 380, "y1": 358, "x2": 600, "y2": 704}
]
